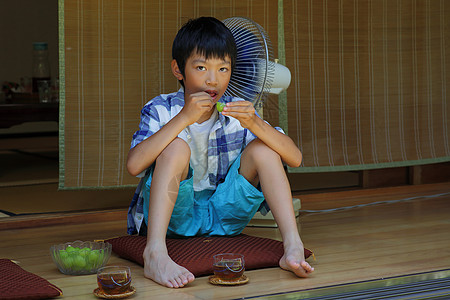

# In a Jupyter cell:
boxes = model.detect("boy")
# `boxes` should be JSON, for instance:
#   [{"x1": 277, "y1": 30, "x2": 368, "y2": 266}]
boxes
[{"x1": 126, "y1": 17, "x2": 314, "y2": 288}]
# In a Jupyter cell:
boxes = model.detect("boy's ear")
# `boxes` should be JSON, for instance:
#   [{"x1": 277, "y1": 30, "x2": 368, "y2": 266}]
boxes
[{"x1": 171, "y1": 59, "x2": 184, "y2": 81}]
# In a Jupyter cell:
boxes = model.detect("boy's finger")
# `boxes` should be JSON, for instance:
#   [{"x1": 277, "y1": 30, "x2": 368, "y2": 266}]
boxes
[
  {"x1": 191, "y1": 91, "x2": 212, "y2": 101},
  {"x1": 223, "y1": 106, "x2": 253, "y2": 113},
  {"x1": 226, "y1": 100, "x2": 251, "y2": 107}
]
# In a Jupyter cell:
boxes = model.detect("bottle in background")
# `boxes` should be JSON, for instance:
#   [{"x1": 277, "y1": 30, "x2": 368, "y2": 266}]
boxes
[{"x1": 32, "y1": 42, "x2": 51, "y2": 93}]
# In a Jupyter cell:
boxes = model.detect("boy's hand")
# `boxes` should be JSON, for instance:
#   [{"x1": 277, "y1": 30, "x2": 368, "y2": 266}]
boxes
[
  {"x1": 221, "y1": 100, "x2": 258, "y2": 129},
  {"x1": 181, "y1": 92, "x2": 214, "y2": 125}
]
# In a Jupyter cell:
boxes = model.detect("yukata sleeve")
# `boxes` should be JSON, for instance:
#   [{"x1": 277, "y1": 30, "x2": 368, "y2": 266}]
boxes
[{"x1": 130, "y1": 103, "x2": 162, "y2": 149}]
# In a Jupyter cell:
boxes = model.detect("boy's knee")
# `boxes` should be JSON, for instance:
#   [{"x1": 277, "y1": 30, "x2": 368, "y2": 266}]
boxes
[
  {"x1": 157, "y1": 138, "x2": 191, "y2": 167},
  {"x1": 244, "y1": 139, "x2": 281, "y2": 164},
  {"x1": 240, "y1": 139, "x2": 282, "y2": 184}
]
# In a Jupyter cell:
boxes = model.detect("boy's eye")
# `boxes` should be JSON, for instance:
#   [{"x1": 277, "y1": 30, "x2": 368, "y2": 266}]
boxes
[
  {"x1": 219, "y1": 67, "x2": 229, "y2": 72},
  {"x1": 197, "y1": 66, "x2": 206, "y2": 71}
]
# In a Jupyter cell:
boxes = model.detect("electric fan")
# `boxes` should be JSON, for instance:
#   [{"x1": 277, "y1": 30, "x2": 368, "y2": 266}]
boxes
[{"x1": 222, "y1": 17, "x2": 291, "y2": 109}]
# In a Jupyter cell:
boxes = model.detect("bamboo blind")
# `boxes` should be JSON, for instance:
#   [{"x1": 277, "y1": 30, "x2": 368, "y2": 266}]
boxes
[
  {"x1": 59, "y1": 0, "x2": 278, "y2": 188},
  {"x1": 59, "y1": 0, "x2": 449, "y2": 188},
  {"x1": 283, "y1": 0, "x2": 450, "y2": 172}
]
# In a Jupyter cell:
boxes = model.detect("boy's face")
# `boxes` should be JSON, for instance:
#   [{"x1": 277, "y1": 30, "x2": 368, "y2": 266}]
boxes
[{"x1": 178, "y1": 52, "x2": 232, "y2": 104}]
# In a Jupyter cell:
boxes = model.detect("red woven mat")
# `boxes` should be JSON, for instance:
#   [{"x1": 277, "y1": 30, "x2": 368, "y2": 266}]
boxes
[
  {"x1": 0, "y1": 259, "x2": 62, "y2": 300},
  {"x1": 106, "y1": 234, "x2": 312, "y2": 277}
]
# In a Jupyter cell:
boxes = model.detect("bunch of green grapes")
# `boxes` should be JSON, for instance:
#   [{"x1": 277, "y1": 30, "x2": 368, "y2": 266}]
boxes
[{"x1": 58, "y1": 246, "x2": 105, "y2": 271}]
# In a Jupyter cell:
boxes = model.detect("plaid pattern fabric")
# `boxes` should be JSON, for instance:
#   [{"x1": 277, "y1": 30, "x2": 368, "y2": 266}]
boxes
[{"x1": 127, "y1": 89, "x2": 283, "y2": 235}]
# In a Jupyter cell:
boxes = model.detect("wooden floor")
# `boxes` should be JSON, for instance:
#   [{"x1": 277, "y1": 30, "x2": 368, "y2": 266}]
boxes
[{"x1": 1, "y1": 182, "x2": 449, "y2": 299}]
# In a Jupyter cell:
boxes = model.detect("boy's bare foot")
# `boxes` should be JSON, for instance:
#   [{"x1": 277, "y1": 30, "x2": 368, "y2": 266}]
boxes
[
  {"x1": 279, "y1": 245, "x2": 314, "y2": 278},
  {"x1": 143, "y1": 247, "x2": 195, "y2": 288}
]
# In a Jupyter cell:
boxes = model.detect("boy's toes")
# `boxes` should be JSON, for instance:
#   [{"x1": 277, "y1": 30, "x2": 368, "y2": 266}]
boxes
[
  {"x1": 173, "y1": 271, "x2": 194, "y2": 288},
  {"x1": 301, "y1": 261, "x2": 314, "y2": 273},
  {"x1": 165, "y1": 280, "x2": 175, "y2": 288},
  {"x1": 187, "y1": 273, "x2": 195, "y2": 283},
  {"x1": 173, "y1": 276, "x2": 186, "y2": 288},
  {"x1": 286, "y1": 259, "x2": 313, "y2": 277}
]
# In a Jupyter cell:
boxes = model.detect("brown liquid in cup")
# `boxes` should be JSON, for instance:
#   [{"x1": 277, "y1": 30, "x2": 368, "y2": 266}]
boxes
[
  {"x1": 97, "y1": 271, "x2": 131, "y2": 294},
  {"x1": 213, "y1": 259, "x2": 244, "y2": 280}
]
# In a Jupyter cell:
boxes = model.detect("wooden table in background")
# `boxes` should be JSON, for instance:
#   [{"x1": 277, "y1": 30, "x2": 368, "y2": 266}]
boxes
[{"x1": 0, "y1": 93, "x2": 58, "y2": 129}]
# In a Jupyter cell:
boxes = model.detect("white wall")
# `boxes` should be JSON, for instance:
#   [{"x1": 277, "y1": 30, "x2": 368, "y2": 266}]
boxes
[{"x1": 0, "y1": 0, "x2": 58, "y2": 84}]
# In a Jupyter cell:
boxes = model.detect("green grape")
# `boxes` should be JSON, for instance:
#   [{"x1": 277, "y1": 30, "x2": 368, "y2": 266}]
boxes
[
  {"x1": 216, "y1": 102, "x2": 226, "y2": 112},
  {"x1": 59, "y1": 250, "x2": 69, "y2": 260},
  {"x1": 88, "y1": 250, "x2": 100, "y2": 265},
  {"x1": 73, "y1": 255, "x2": 86, "y2": 269},
  {"x1": 62, "y1": 256, "x2": 74, "y2": 269},
  {"x1": 79, "y1": 248, "x2": 90, "y2": 258}
]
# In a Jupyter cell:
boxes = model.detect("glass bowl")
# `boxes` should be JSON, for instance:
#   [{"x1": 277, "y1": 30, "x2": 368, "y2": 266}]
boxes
[{"x1": 50, "y1": 240, "x2": 112, "y2": 275}]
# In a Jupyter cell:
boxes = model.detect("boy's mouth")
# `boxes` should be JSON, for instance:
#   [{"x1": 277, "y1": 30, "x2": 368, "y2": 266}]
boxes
[{"x1": 205, "y1": 90, "x2": 218, "y2": 100}]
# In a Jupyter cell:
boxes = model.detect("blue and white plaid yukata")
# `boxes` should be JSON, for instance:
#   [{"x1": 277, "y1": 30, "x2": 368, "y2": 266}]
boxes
[{"x1": 127, "y1": 89, "x2": 278, "y2": 235}]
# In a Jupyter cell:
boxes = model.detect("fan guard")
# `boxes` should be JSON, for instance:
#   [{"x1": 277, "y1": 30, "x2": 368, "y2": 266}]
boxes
[{"x1": 223, "y1": 17, "x2": 275, "y2": 109}]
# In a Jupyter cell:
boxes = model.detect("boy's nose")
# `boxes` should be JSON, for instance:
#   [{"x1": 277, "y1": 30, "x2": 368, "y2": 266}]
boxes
[{"x1": 206, "y1": 73, "x2": 218, "y2": 86}]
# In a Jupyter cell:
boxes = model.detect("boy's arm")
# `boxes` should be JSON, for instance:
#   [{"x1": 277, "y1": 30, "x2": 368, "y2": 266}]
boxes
[
  {"x1": 126, "y1": 113, "x2": 190, "y2": 176},
  {"x1": 222, "y1": 101, "x2": 302, "y2": 168},
  {"x1": 127, "y1": 92, "x2": 214, "y2": 176}
]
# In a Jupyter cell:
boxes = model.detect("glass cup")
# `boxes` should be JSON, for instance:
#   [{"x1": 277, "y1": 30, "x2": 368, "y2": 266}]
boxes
[
  {"x1": 97, "y1": 266, "x2": 131, "y2": 295},
  {"x1": 37, "y1": 80, "x2": 51, "y2": 103},
  {"x1": 213, "y1": 253, "x2": 245, "y2": 281}
]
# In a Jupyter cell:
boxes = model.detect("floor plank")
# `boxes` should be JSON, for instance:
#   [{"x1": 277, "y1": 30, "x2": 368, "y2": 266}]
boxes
[{"x1": 1, "y1": 182, "x2": 449, "y2": 299}]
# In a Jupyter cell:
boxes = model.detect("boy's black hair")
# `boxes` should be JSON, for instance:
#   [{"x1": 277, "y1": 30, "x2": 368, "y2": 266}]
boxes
[{"x1": 172, "y1": 17, "x2": 237, "y2": 87}]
